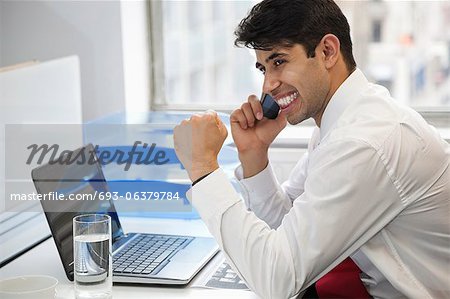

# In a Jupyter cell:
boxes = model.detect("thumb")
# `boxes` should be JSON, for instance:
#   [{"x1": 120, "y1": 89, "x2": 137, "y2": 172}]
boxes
[{"x1": 275, "y1": 113, "x2": 288, "y2": 130}]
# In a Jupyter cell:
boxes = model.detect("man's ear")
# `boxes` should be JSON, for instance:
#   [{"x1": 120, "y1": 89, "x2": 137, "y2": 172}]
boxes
[{"x1": 319, "y1": 34, "x2": 340, "y2": 69}]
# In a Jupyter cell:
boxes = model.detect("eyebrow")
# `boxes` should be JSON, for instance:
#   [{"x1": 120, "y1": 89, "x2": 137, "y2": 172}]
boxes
[
  {"x1": 266, "y1": 52, "x2": 287, "y2": 63},
  {"x1": 255, "y1": 52, "x2": 288, "y2": 69}
]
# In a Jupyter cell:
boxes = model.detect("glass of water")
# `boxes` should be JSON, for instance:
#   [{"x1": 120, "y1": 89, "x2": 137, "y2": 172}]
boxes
[{"x1": 73, "y1": 214, "x2": 112, "y2": 299}]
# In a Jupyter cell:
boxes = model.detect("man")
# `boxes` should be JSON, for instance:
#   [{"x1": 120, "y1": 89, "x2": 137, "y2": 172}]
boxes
[{"x1": 173, "y1": 0, "x2": 450, "y2": 298}]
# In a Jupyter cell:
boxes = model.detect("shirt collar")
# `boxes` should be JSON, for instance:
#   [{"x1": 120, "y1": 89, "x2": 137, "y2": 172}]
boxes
[{"x1": 319, "y1": 68, "x2": 369, "y2": 140}]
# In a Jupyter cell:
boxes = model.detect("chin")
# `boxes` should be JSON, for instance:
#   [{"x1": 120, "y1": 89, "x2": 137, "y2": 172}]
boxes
[{"x1": 287, "y1": 114, "x2": 307, "y2": 125}]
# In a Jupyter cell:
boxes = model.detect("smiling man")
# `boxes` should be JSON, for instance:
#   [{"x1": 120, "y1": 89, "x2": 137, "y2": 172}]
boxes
[{"x1": 173, "y1": 0, "x2": 450, "y2": 298}]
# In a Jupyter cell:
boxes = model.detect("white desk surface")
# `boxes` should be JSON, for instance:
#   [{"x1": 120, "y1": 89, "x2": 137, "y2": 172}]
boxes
[{"x1": 0, "y1": 217, "x2": 259, "y2": 299}]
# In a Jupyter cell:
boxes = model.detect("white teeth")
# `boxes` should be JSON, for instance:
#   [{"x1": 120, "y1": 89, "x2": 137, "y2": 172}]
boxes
[{"x1": 276, "y1": 92, "x2": 298, "y2": 108}]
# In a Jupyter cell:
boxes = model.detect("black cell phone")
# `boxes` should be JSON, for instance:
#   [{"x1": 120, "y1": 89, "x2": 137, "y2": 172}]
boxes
[{"x1": 260, "y1": 93, "x2": 280, "y2": 119}]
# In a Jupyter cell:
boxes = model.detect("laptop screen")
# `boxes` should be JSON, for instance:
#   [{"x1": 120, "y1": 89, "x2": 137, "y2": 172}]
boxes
[{"x1": 31, "y1": 144, "x2": 124, "y2": 280}]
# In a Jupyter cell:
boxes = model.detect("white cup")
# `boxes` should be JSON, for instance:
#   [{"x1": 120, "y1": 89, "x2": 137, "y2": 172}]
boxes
[{"x1": 0, "y1": 275, "x2": 58, "y2": 299}]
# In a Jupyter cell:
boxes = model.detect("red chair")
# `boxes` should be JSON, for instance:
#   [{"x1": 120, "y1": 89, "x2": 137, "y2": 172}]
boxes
[{"x1": 315, "y1": 257, "x2": 371, "y2": 298}]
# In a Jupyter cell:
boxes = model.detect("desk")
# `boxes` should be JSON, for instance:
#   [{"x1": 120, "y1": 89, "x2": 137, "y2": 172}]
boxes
[{"x1": 0, "y1": 217, "x2": 259, "y2": 299}]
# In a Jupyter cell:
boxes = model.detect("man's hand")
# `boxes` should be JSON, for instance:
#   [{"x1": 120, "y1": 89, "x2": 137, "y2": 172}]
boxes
[
  {"x1": 173, "y1": 110, "x2": 228, "y2": 182},
  {"x1": 230, "y1": 95, "x2": 287, "y2": 177}
]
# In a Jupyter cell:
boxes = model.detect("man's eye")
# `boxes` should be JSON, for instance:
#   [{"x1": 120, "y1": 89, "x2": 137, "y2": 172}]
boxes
[
  {"x1": 258, "y1": 68, "x2": 266, "y2": 75},
  {"x1": 274, "y1": 59, "x2": 285, "y2": 67}
]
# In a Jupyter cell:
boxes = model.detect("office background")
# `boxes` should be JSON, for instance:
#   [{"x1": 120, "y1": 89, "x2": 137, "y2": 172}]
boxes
[{"x1": 1, "y1": 1, "x2": 449, "y2": 119}]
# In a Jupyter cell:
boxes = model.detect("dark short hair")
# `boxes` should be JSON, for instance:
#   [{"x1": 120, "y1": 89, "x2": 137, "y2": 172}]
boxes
[{"x1": 234, "y1": 0, "x2": 356, "y2": 71}]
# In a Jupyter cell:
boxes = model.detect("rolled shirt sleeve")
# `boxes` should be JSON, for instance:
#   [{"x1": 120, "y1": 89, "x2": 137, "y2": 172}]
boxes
[{"x1": 234, "y1": 162, "x2": 292, "y2": 229}]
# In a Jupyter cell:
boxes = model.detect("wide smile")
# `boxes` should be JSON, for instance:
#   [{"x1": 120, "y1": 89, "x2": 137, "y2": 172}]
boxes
[{"x1": 274, "y1": 91, "x2": 299, "y2": 109}]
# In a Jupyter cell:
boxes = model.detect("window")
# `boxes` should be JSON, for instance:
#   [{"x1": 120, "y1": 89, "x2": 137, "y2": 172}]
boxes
[
  {"x1": 150, "y1": 0, "x2": 450, "y2": 113},
  {"x1": 341, "y1": 0, "x2": 450, "y2": 110},
  {"x1": 150, "y1": 0, "x2": 260, "y2": 110}
]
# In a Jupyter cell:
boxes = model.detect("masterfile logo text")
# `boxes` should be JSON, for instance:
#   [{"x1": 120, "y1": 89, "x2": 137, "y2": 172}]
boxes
[{"x1": 26, "y1": 141, "x2": 170, "y2": 171}]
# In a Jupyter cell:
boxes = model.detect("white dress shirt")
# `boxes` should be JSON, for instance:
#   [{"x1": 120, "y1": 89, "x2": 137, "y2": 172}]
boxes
[{"x1": 188, "y1": 69, "x2": 450, "y2": 298}]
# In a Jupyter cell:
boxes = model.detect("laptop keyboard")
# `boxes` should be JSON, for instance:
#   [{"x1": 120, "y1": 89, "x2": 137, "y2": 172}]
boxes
[
  {"x1": 206, "y1": 261, "x2": 248, "y2": 290},
  {"x1": 113, "y1": 234, "x2": 193, "y2": 275}
]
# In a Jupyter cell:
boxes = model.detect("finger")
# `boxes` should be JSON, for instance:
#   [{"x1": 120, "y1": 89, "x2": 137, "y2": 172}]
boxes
[
  {"x1": 248, "y1": 95, "x2": 263, "y2": 121},
  {"x1": 217, "y1": 119, "x2": 228, "y2": 140},
  {"x1": 206, "y1": 109, "x2": 222, "y2": 127},
  {"x1": 230, "y1": 108, "x2": 248, "y2": 130},
  {"x1": 214, "y1": 114, "x2": 224, "y2": 129},
  {"x1": 241, "y1": 102, "x2": 256, "y2": 128},
  {"x1": 205, "y1": 109, "x2": 218, "y2": 117},
  {"x1": 190, "y1": 114, "x2": 201, "y2": 122},
  {"x1": 275, "y1": 113, "x2": 288, "y2": 130}
]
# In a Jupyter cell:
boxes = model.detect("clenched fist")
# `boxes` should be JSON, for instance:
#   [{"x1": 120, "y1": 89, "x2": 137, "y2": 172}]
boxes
[
  {"x1": 230, "y1": 95, "x2": 287, "y2": 177},
  {"x1": 173, "y1": 110, "x2": 228, "y2": 182}
]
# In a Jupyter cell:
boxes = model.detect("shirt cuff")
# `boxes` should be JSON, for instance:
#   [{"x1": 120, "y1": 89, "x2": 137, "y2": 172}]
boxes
[
  {"x1": 187, "y1": 168, "x2": 241, "y2": 225},
  {"x1": 235, "y1": 162, "x2": 280, "y2": 202},
  {"x1": 191, "y1": 171, "x2": 213, "y2": 186}
]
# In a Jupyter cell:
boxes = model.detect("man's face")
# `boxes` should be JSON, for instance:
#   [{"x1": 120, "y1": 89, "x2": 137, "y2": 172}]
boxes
[{"x1": 255, "y1": 44, "x2": 331, "y2": 126}]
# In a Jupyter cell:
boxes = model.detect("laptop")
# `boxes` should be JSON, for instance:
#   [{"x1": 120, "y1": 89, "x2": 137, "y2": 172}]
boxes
[{"x1": 31, "y1": 144, "x2": 218, "y2": 284}]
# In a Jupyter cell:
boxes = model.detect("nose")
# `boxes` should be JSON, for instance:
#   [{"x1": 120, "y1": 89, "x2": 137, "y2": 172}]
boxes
[{"x1": 262, "y1": 71, "x2": 281, "y2": 96}]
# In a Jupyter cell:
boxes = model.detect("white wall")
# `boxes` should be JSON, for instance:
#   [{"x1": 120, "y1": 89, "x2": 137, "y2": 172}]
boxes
[{"x1": 0, "y1": 0, "x2": 150, "y2": 122}]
